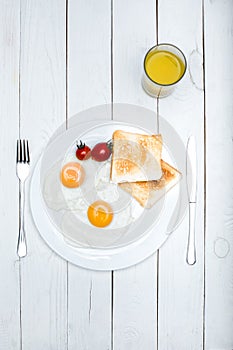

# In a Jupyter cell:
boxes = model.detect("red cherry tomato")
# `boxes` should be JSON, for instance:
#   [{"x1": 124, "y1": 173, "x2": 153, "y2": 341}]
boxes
[
  {"x1": 91, "y1": 142, "x2": 112, "y2": 162},
  {"x1": 76, "y1": 141, "x2": 91, "y2": 160}
]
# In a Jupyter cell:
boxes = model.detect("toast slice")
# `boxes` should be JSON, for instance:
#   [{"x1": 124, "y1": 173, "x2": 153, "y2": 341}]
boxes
[
  {"x1": 110, "y1": 130, "x2": 163, "y2": 183},
  {"x1": 119, "y1": 160, "x2": 181, "y2": 208}
]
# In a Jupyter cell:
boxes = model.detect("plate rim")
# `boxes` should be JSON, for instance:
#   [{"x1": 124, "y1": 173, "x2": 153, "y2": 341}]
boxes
[{"x1": 30, "y1": 118, "x2": 180, "y2": 270}]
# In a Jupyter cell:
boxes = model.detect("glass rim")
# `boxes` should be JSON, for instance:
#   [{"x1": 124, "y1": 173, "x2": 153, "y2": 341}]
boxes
[{"x1": 143, "y1": 43, "x2": 187, "y2": 87}]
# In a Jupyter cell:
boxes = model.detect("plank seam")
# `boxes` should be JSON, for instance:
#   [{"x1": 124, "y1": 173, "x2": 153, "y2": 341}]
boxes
[
  {"x1": 19, "y1": 0, "x2": 22, "y2": 138},
  {"x1": 111, "y1": 0, "x2": 114, "y2": 120},
  {"x1": 111, "y1": 271, "x2": 114, "y2": 350},
  {"x1": 66, "y1": 1, "x2": 69, "y2": 349},
  {"x1": 19, "y1": 261, "x2": 22, "y2": 350},
  {"x1": 156, "y1": 0, "x2": 159, "y2": 45},
  {"x1": 156, "y1": 2, "x2": 160, "y2": 349},
  {"x1": 66, "y1": 262, "x2": 69, "y2": 350},
  {"x1": 111, "y1": 2, "x2": 114, "y2": 348},
  {"x1": 156, "y1": 0, "x2": 160, "y2": 133},
  {"x1": 202, "y1": 0, "x2": 206, "y2": 349},
  {"x1": 66, "y1": 0, "x2": 69, "y2": 129},
  {"x1": 156, "y1": 251, "x2": 159, "y2": 350},
  {"x1": 19, "y1": 1, "x2": 23, "y2": 349},
  {"x1": 88, "y1": 280, "x2": 93, "y2": 323}
]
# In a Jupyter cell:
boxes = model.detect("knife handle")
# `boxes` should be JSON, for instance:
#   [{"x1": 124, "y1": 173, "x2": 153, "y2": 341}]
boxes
[{"x1": 186, "y1": 202, "x2": 196, "y2": 265}]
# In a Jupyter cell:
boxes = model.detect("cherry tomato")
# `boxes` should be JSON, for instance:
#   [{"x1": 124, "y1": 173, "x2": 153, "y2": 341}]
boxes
[
  {"x1": 91, "y1": 141, "x2": 112, "y2": 162},
  {"x1": 76, "y1": 140, "x2": 91, "y2": 160}
]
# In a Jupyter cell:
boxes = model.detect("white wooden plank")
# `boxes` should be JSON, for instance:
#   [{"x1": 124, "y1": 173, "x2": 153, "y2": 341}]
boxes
[
  {"x1": 113, "y1": 0, "x2": 157, "y2": 110},
  {"x1": 68, "y1": 0, "x2": 112, "y2": 117},
  {"x1": 0, "y1": 2, "x2": 20, "y2": 349},
  {"x1": 68, "y1": 1, "x2": 112, "y2": 349},
  {"x1": 113, "y1": 0, "x2": 158, "y2": 349},
  {"x1": 68, "y1": 269, "x2": 112, "y2": 349},
  {"x1": 204, "y1": 1, "x2": 233, "y2": 349},
  {"x1": 157, "y1": 1, "x2": 204, "y2": 349},
  {"x1": 19, "y1": 1, "x2": 68, "y2": 349},
  {"x1": 113, "y1": 260, "x2": 157, "y2": 350}
]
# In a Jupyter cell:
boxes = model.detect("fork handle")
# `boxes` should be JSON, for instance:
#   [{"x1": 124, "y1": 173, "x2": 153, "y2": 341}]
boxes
[{"x1": 17, "y1": 181, "x2": 27, "y2": 258}]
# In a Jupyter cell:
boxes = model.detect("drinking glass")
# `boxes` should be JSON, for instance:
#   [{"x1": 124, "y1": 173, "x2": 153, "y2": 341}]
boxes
[{"x1": 142, "y1": 43, "x2": 187, "y2": 98}]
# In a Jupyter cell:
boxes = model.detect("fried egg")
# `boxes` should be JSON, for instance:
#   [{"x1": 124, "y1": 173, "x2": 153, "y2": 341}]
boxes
[
  {"x1": 60, "y1": 162, "x2": 85, "y2": 188},
  {"x1": 42, "y1": 148, "x2": 144, "y2": 247},
  {"x1": 87, "y1": 200, "x2": 113, "y2": 227}
]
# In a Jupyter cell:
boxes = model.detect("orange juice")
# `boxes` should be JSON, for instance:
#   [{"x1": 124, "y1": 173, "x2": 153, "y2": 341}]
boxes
[{"x1": 145, "y1": 50, "x2": 185, "y2": 85}]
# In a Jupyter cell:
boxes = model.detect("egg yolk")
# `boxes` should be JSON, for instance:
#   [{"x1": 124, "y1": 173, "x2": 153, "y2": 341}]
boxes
[
  {"x1": 87, "y1": 200, "x2": 113, "y2": 228},
  {"x1": 61, "y1": 162, "x2": 85, "y2": 188}
]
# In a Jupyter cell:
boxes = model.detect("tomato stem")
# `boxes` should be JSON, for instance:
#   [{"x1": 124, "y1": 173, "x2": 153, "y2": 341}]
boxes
[
  {"x1": 76, "y1": 140, "x2": 85, "y2": 149},
  {"x1": 107, "y1": 139, "x2": 113, "y2": 151}
]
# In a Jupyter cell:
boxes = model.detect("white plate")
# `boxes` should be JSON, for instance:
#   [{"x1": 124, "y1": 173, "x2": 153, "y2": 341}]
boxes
[{"x1": 30, "y1": 104, "x2": 187, "y2": 270}]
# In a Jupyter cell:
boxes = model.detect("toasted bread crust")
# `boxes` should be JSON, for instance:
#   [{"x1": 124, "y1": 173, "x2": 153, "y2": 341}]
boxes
[
  {"x1": 119, "y1": 160, "x2": 181, "y2": 208},
  {"x1": 110, "y1": 130, "x2": 163, "y2": 183}
]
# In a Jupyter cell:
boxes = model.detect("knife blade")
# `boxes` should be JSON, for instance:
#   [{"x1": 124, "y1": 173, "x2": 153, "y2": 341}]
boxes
[{"x1": 186, "y1": 135, "x2": 197, "y2": 265}]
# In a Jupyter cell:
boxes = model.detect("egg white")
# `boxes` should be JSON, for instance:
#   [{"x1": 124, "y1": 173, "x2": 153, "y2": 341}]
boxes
[{"x1": 42, "y1": 148, "x2": 144, "y2": 232}]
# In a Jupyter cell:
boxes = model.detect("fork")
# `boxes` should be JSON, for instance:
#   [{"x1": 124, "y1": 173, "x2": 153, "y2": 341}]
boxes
[{"x1": 16, "y1": 140, "x2": 30, "y2": 257}]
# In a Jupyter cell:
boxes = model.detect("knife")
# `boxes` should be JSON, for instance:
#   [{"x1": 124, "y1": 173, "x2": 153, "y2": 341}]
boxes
[{"x1": 186, "y1": 135, "x2": 197, "y2": 265}]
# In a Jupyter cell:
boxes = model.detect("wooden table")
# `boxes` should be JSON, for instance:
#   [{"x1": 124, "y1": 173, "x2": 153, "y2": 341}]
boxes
[{"x1": 1, "y1": 1, "x2": 232, "y2": 349}]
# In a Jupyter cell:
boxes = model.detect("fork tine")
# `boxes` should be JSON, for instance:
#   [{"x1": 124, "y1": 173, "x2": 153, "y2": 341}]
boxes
[
  {"x1": 26, "y1": 140, "x2": 30, "y2": 163},
  {"x1": 23, "y1": 140, "x2": 26, "y2": 163},
  {"x1": 19, "y1": 140, "x2": 22, "y2": 162},
  {"x1": 17, "y1": 140, "x2": 20, "y2": 162},
  {"x1": 17, "y1": 139, "x2": 30, "y2": 163}
]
